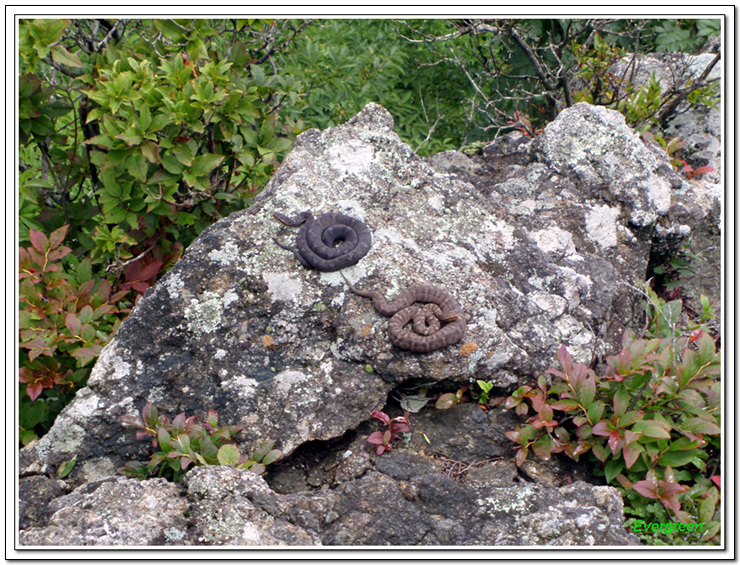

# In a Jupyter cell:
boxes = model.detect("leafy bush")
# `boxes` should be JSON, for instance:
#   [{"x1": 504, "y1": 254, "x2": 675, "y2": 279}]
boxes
[
  {"x1": 118, "y1": 403, "x2": 281, "y2": 482},
  {"x1": 497, "y1": 293, "x2": 721, "y2": 544},
  {"x1": 18, "y1": 225, "x2": 128, "y2": 445}
]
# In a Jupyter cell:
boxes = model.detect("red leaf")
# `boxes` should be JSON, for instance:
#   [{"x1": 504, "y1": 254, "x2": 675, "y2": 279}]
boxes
[
  {"x1": 65, "y1": 313, "x2": 82, "y2": 336},
  {"x1": 390, "y1": 421, "x2": 410, "y2": 434},
  {"x1": 371, "y1": 411, "x2": 390, "y2": 425},
  {"x1": 592, "y1": 421, "x2": 611, "y2": 437},
  {"x1": 138, "y1": 261, "x2": 163, "y2": 281},
  {"x1": 608, "y1": 429, "x2": 624, "y2": 455},
  {"x1": 632, "y1": 479, "x2": 659, "y2": 500},
  {"x1": 46, "y1": 246, "x2": 72, "y2": 263},
  {"x1": 366, "y1": 431, "x2": 385, "y2": 445},
  {"x1": 22, "y1": 336, "x2": 55, "y2": 360},
  {"x1": 623, "y1": 443, "x2": 641, "y2": 469},
  {"x1": 711, "y1": 475, "x2": 721, "y2": 488},
  {"x1": 25, "y1": 382, "x2": 44, "y2": 401},
  {"x1": 48, "y1": 225, "x2": 70, "y2": 250},
  {"x1": 125, "y1": 261, "x2": 143, "y2": 281},
  {"x1": 28, "y1": 228, "x2": 49, "y2": 253},
  {"x1": 557, "y1": 344, "x2": 573, "y2": 374},
  {"x1": 77, "y1": 279, "x2": 96, "y2": 297}
]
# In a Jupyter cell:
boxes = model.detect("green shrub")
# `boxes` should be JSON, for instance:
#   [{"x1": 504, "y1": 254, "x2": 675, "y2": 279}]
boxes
[
  {"x1": 118, "y1": 403, "x2": 281, "y2": 482},
  {"x1": 497, "y1": 293, "x2": 721, "y2": 544},
  {"x1": 18, "y1": 18, "x2": 302, "y2": 256}
]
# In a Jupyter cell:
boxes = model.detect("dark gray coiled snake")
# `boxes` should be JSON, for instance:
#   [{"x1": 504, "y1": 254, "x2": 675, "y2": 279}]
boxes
[{"x1": 273, "y1": 210, "x2": 372, "y2": 272}]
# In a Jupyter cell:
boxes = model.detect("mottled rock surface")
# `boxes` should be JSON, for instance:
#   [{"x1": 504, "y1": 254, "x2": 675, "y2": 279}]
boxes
[{"x1": 18, "y1": 97, "x2": 719, "y2": 546}]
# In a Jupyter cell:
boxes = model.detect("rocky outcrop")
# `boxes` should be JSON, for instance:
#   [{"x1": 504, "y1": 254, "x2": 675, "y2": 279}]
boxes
[
  {"x1": 18, "y1": 98, "x2": 719, "y2": 546},
  {"x1": 21, "y1": 439, "x2": 639, "y2": 546}
]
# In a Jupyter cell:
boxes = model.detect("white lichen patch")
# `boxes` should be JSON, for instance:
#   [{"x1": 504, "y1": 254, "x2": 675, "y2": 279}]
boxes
[
  {"x1": 327, "y1": 140, "x2": 375, "y2": 174},
  {"x1": 88, "y1": 342, "x2": 131, "y2": 385},
  {"x1": 222, "y1": 289, "x2": 239, "y2": 309},
  {"x1": 147, "y1": 387, "x2": 168, "y2": 405},
  {"x1": 477, "y1": 484, "x2": 535, "y2": 514},
  {"x1": 373, "y1": 226, "x2": 419, "y2": 251},
  {"x1": 334, "y1": 199, "x2": 369, "y2": 220},
  {"x1": 512, "y1": 198, "x2": 536, "y2": 216},
  {"x1": 64, "y1": 389, "x2": 100, "y2": 420},
  {"x1": 644, "y1": 176, "x2": 672, "y2": 214},
  {"x1": 184, "y1": 291, "x2": 223, "y2": 335},
  {"x1": 164, "y1": 272, "x2": 185, "y2": 299},
  {"x1": 273, "y1": 370, "x2": 310, "y2": 395},
  {"x1": 208, "y1": 241, "x2": 242, "y2": 266},
  {"x1": 476, "y1": 218, "x2": 517, "y2": 255},
  {"x1": 427, "y1": 194, "x2": 445, "y2": 212},
  {"x1": 34, "y1": 422, "x2": 86, "y2": 457},
  {"x1": 529, "y1": 227, "x2": 576, "y2": 258},
  {"x1": 79, "y1": 457, "x2": 117, "y2": 483},
  {"x1": 221, "y1": 375, "x2": 260, "y2": 399},
  {"x1": 584, "y1": 204, "x2": 620, "y2": 248},
  {"x1": 262, "y1": 272, "x2": 304, "y2": 304},
  {"x1": 528, "y1": 291, "x2": 568, "y2": 320}
]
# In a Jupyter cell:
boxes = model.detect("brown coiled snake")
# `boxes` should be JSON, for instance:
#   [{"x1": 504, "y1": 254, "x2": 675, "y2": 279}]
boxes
[{"x1": 342, "y1": 273, "x2": 466, "y2": 353}]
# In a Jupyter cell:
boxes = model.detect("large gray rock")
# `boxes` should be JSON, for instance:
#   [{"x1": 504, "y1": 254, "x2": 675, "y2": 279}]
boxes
[{"x1": 18, "y1": 101, "x2": 719, "y2": 546}]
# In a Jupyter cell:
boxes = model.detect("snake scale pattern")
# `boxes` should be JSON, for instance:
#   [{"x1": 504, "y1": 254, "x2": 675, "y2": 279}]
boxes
[
  {"x1": 342, "y1": 274, "x2": 466, "y2": 353},
  {"x1": 273, "y1": 210, "x2": 372, "y2": 272}
]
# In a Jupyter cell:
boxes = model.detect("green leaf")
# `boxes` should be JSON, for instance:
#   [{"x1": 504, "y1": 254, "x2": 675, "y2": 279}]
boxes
[
  {"x1": 76, "y1": 257, "x2": 93, "y2": 283},
  {"x1": 126, "y1": 153, "x2": 148, "y2": 182},
  {"x1": 604, "y1": 459, "x2": 625, "y2": 483},
  {"x1": 161, "y1": 152, "x2": 186, "y2": 174},
  {"x1": 50, "y1": 44, "x2": 82, "y2": 67},
  {"x1": 658, "y1": 449, "x2": 701, "y2": 468},
  {"x1": 531, "y1": 433, "x2": 552, "y2": 460},
  {"x1": 138, "y1": 103, "x2": 152, "y2": 132},
  {"x1": 613, "y1": 385, "x2": 629, "y2": 417},
  {"x1": 261, "y1": 449, "x2": 281, "y2": 466},
  {"x1": 171, "y1": 142, "x2": 194, "y2": 167},
  {"x1": 175, "y1": 212, "x2": 197, "y2": 225},
  {"x1": 116, "y1": 126, "x2": 142, "y2": 147},
  {"x1": 586, "y1": 401, "x2": 605, "y2": 424},
  {"x1": 632, "y1": 419, "x2": 672, "y2": 439},
  {"x1": 578, "y1": 376, "x2": 596, "y2": 408},
  {"x1": 698, "y1": 497, "x2": 716, "y2": 524},
  {"x1": 140, "y1": 141, "x2": 161, "y2": 164},
  {"x1": 217, "y1": 443, "x2": 241, "y2": 466},
  {"x1": 78, "y1": 305, "x2": 94, "y2": 324},
  {"x1": 435, "y1": 392, "x2": 459, "y2": 410},
  {"x1": 188, "y1": 153, "x2": 225, "y2": 177},
  {"x1": 56, "y1": 455, "x2": 77, "y2": 478},
  {"x1": 679, "y1": 417, "x2": 721, "y2": 436}
]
